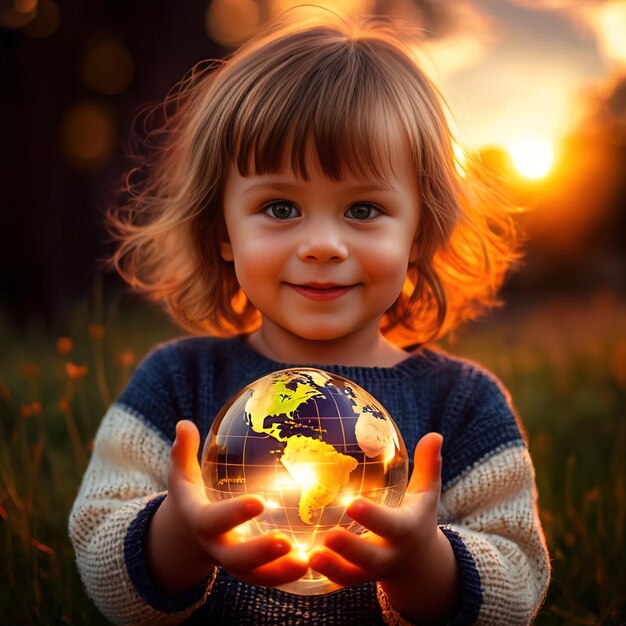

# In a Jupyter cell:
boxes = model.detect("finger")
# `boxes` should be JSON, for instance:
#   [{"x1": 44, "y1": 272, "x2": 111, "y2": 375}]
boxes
[
  {"x1": 345, "y1": 498, "x2": 407, "y2": 542},
  {"x1": 168, "y1": 421, "x2": 210, "y2": 511},
  {"x1": 323, "y1": 528, "x2": 388, "y2": 571},
  {"x1": 215, "y1": 533, "x2": 292, "y2": 572},
  {"x1": 309, "y1": 547, "x2": 370, "y2": 587},
  {"x1": 236, "y1": 550, "x2": 310, "y2": 588},
  {"x1": 196, "y1": 495, "x2": 265, "y2": 539},
  {"x1": 171, "y1": 420, "x2": 203, "y2": 484},
  {"x1": 406, "y1": 432, "x2": 443, "y2": 494}
]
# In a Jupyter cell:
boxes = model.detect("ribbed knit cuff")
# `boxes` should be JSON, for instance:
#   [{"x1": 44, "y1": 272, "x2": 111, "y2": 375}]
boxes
[
  {"x1": 124, "y1": 494, "x2": 214, "y2": 613},
  {"x1": 439, "y1": 525, "x2": 482, "y2": 626}
]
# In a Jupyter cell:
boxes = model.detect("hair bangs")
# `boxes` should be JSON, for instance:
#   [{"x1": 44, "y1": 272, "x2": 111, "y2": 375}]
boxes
[{"x1": 232, "y1": 39, "x2": 409, "y2": 184}]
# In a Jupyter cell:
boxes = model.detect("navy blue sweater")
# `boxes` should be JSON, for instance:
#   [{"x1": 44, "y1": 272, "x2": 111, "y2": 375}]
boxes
[{"x1": 70, "y1": 336, "x2": 549, "y2": 625}]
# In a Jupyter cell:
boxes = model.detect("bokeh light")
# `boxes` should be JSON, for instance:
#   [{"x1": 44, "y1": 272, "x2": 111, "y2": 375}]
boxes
[
  {"x1": 270, "y1": 0, "x2": 374, "y2": 18},
  {"x1": 590, "y1": 1, "x2": 626, "y2": 66},
  {"x1": 0, "y1": 0, "x2": 37, "y2": 29},
  {"x1": 80, "y1": 33, "x2": 134, "y2": 95},
  {"x1": 508, "y1": 136, "x2": 555, "y2": 179},
  {"x1": 15, "y1": 0, "x2": 37, "y2": 10},
  {"x1": 21, "y1": 0, "x2": 59, "y2": 38},
  {"x1": 453, "y1": 141, "x2": 468, "y2": 178},
  {"x1": 205, "y1": 0, "x2": 261, "y2": 46},
  {"x1": 59, "y1": 102, "x2": 116, "y2": 171}
]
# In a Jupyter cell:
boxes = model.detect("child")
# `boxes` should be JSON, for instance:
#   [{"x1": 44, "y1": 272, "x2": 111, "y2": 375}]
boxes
[{"x1": 70, "y1": 8, "x2": 550, "y2": 625}]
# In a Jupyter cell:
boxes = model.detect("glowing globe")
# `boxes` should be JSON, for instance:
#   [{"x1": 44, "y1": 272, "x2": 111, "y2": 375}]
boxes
[{"x1": 201, "y1": 368, "x2": 408, "y2": 595}]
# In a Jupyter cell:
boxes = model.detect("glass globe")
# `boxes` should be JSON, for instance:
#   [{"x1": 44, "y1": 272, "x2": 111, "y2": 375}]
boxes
[{"x1": 201, "y1": 368, "x2": 409, "y2": 595}]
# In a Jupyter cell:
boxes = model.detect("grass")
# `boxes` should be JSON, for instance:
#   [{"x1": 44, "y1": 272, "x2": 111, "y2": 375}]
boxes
[
  {"x1": 0, "y1": 288, "x2": 624, "y2": 625},
  {"x1": 442, "y1": 291, "x2": 626, "y2": 625}
]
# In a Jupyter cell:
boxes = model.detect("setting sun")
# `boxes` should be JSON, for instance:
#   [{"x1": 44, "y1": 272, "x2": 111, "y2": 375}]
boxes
[{"x1": 507, "y1": 136, "x2": 555, "y2": 179}]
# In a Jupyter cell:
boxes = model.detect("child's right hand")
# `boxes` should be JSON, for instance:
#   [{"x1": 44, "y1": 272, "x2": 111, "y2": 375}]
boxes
[{"x1": 145, "y1": 420, "x2": 309, "y2": 595}]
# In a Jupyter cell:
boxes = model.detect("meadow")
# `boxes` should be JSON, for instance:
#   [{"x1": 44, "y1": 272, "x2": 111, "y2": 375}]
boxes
[{"x1": 1, "y1": 288, "x2": 624, "y2": 625}]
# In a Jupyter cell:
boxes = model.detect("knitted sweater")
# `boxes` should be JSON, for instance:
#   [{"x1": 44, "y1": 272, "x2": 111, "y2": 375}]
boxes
[{"x1": 69, "y1": 336, "x2": 550, "y2": 625}]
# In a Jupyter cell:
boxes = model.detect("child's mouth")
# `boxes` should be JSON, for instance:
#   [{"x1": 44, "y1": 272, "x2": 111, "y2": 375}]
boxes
[{"x1": 286, "y1": 283, "x2": 355, "y2": 301}]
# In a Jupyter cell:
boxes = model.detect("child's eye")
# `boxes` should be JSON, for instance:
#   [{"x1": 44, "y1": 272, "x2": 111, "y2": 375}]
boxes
[
  {"x1": 345, "y1": 203, "x2": 381, "y2": 220},
  {"x1": 263, "y1": 202, "x2": 300, "y2": 220}
]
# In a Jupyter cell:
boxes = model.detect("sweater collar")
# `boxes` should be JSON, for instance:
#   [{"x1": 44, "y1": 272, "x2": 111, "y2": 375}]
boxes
[{"x1": 223, "y1": 335, "x2": 441, "y2": 382}]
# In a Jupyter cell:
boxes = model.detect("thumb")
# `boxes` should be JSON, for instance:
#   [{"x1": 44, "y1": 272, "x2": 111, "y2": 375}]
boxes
[
  {"x1": 171, "y1": 420, "x2": 203, "y2": 485},
  {"x1": 406, "y1": 432, "x2": 443, "y2": 494}
]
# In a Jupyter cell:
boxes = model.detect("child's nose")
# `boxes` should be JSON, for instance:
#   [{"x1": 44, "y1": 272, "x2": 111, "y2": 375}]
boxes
[{"x1": 296, "y1": 226, "x2": 348, "y2": 263}]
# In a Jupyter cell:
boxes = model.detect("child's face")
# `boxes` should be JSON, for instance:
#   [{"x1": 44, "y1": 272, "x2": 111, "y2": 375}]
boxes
[{"x1": 220, "y1": 149, "x2": 420, "y2": 348}]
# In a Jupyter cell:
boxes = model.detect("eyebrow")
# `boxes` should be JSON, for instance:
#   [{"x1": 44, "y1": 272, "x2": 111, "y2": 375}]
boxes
[{"x1": 241, "y1": 181, "x2": 398, "y2": 195}]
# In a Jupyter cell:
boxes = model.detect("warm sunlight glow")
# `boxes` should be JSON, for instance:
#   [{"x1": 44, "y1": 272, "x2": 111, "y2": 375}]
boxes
[
  {"x1": 271, "y1": 0, "x2": 374, "y2": 18},
  {"x1": 453, "y1": 141, "x2": 468, "y2": 178},
  {"x1": 233, "y1": 522, "x2": 252, "y2": 541},
  {"x1": 287, "y1": 464, "x2": 318, "y2": 488},
  {"x1": 508, "y1": 136, "x2": 555, "y2": 179},
  {"x1": 339, "y1": 493, "x2": 356, "y2": 507},
  {"x1": 206, "y1": 0, "x2": 260, "y2": 46},
  {"x1": 593, "y1": 1, "x2": 626, "y2": 65},
  {"x1": 273, "y1": 476, "x2": 297, "y2": 490}
]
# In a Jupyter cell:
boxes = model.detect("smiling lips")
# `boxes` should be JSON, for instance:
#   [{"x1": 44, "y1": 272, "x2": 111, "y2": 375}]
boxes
[{"x1": 287, "y1": 282, "x2": 356, "y2": 301}]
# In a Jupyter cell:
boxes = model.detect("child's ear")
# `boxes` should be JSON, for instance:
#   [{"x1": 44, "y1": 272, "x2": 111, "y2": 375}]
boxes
[{"x1": 220, "y1": 241, "x2": 234, "y2": 262}]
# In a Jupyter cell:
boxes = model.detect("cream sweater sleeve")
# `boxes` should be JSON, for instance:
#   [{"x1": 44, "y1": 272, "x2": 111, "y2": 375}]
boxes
[
  {"x1": 379, "y1": 443, "x2": 549, "y2": 626},
  {"x1": 437, "y1": 441, "x2": 551, "y2": 625},
  {"x1": 69, "y1": 405, "x2": 212, "y2": 626}
]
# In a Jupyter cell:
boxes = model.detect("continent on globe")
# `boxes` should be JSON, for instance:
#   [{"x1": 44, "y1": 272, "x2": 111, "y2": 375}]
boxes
[
  {"x1": 353, "y1": 408, "x2": 400, "y2": 462},
  {"x1": 244, "y1": 370, "x2": 331, "y2": 441},
  {"x1": 280, "y1": 435, "x2": 359, "y2": 524}
]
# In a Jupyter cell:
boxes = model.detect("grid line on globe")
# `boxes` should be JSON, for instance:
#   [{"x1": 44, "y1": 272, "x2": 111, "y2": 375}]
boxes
[{"x1": 201, "y1": 368, "x2": 409, "y2": 595}]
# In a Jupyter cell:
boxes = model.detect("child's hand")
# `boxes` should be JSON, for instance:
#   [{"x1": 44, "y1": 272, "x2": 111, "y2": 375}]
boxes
[
  {"x1": 145, "y1": 420, "x2": 309, "y2": 594},
  {"x1": 309, "y1": 433, "x2": 459, "y2": 621}
]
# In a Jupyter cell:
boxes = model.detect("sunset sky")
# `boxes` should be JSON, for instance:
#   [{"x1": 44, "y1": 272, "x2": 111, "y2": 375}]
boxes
[
  {"x1": 5, "y1": 0, "x2": 623, "y2": 175},
  {"x1": 416, "y1": 0, "x2": 622, "y2": 157},
  {"x1": 210, "y1": 0, "x2": 625, "y2": 176},
  {"x1": 200, "y1": 0, "x2": 626, "y2": 179}
]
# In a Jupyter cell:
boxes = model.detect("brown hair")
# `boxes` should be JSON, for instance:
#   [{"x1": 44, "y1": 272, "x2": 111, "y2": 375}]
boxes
[{"x1": 107, "y1": 8, "x2": 520, "y2": 346}]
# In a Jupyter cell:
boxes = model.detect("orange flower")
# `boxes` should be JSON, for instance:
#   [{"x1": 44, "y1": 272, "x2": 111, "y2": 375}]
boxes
[
  {"x1": 612, "y1": 340, "x2": 626, "y2": 389},
  {"x1": 539, "y1": 510, "x2": 553, "y2": 524},
  {"x1": 56, "y1": 336, "x2": 74, "y2": 355},
  {"x1": 19, "y1": 362, "x2": 40, "y2": 380},
  {"x1": 584, "y1": 486, "x2": 601, "y2": 504},
  {"x1": 31, "y1": 539, "x2": 54, "y2": 555},
  {"x1": 88, "y1": 324, "x2": 106, "y2": 340},
  {"x1": 65, "y1": 362, "x2": 88, "y2": 380},
  {"x1": 59, "y1": 397, "x2": 70, "y2": 412},
  {"x1": 118, "y1": 350, "x2": 136, "y2": 367},
  {"x1": 21, "y1": 401, "x2": 42, "y2": 417},
  {"x1": 0, "y1": 383, "x2": 11, "y2": 401}
]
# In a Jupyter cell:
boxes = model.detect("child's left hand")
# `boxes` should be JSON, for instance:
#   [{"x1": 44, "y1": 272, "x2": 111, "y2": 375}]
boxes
[{"x1": 309, "y1": 433, "x2": 459, "y2": 622}]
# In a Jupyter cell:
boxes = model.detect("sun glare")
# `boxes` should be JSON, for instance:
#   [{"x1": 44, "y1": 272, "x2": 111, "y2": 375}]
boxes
[{"x1": 508, "y1": 136, "x2": 555, "y2": 179}]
